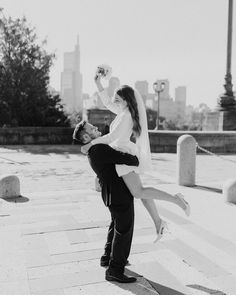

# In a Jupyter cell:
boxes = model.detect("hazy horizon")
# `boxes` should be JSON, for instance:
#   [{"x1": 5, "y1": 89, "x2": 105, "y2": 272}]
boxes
[{"x1": 1, "y1": 0, "x2": 236, "y2": 108}]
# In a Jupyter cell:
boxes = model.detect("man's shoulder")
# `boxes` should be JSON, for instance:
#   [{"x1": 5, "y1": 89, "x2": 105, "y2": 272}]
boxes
[
  {"x1": 89, "y1": 144, "x2": 112, "y2": 156},
  {"x1": 90, "y1": 144, "x2": 111, "y2": 151}
]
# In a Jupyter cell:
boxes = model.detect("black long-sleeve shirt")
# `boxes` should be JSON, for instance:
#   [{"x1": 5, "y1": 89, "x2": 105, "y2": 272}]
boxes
[{"x1": 88, "y1": 144, "x2": 139, "y2": 208}]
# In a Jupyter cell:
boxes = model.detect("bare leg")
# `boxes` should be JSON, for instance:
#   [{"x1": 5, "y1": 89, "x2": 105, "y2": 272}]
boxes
[
  {"x1": 122, "y1": 172, "x2": 189, "y2": 214},
  {"x1": 121, "y1": 174, "x2": 166, "y2": 240}
]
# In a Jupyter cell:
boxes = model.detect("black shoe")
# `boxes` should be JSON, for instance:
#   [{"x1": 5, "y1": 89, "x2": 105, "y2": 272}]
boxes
[
  {"x1": 100, "y1": 255, "x2": 130, "y2": 267},
  {"x1": 105, "y1": 269, "x2": 137, "y2": 283}
]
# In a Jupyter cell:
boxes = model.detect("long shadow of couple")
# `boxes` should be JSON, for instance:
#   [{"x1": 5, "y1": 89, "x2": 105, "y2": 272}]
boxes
[{"x1": 108, "y1": 268, "x2": 225, "y2": 295}]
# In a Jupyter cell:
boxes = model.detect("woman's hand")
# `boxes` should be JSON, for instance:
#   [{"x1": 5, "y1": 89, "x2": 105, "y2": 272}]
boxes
[
  {"x1": 81, "y1": 142, "x2": 93, "y2": 154},
  {"x1": 94, "y1": 73, "x2": 101, "y2": 83},
  {"x1": 94, "y1": 73, "x2": 104, "y2": 92}
]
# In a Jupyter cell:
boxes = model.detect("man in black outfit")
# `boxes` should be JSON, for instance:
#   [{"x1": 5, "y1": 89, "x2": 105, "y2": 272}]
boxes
[{"x1": 73, "y1": 121, "x2": 138, "y2": 283}]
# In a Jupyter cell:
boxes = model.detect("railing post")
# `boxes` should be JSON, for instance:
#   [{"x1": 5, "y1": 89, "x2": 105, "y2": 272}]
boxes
[{"x1": 177, "y1": 135, "x2": 196, "y2": 186}]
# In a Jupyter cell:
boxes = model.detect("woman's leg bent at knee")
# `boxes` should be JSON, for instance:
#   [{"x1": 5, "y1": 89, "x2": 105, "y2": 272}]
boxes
[{"x1": 122, "y1": 172, "x2": 190, "y2": 214}]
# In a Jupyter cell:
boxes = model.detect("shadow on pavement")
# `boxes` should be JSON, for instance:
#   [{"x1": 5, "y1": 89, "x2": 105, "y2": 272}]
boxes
[
  {"x1": 148, "y1": 280, "x2": 187, "y2": 295},
  {"x1": 122, "y1": 269, "x2": 186, "y2": 295},
  {"x1": 2, "y1": 195, "x2": 30, "y2": 203},
  {"x1": 187, "y1": 284, "x2": 226, "y2": 295},
  {"x1": 192, "y1": 185, "x2": 222, "y2": 194}
]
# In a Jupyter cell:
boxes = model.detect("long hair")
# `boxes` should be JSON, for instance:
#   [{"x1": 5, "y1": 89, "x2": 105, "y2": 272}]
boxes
[{"x1": 116, "y1": 85, "x2": 141, "y2": 137}]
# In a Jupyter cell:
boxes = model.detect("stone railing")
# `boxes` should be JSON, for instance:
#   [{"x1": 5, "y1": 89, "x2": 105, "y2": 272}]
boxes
[
  {"x1": 0, "y1": 127, "x2": 73, "y2": 145},
  {"x1": 1, "y1": 128, "x2": 236, "y2": 153},
  {"x1": 149, "y1": 130, "x2": 236, "y2": 153}
]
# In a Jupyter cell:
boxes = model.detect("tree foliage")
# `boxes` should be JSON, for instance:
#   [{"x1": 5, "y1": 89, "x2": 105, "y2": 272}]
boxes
[{"x1": 0, "y1": 11, "x2": 69, "y2": 127}]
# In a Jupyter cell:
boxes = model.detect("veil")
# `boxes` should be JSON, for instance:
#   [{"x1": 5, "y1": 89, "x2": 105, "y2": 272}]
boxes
[{"x1": 134, "y1": 89, "x2": 152, "y2": 173}]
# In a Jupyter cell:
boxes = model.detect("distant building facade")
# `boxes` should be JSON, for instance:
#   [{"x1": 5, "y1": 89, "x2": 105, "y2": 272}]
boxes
[
  {"x1": 135, "y1": 80, "x2": 149, "y2": 104},
  {"x1": 175, "y1": 86, "x2": 186, "y2": 120},
  {"x1": 95, "y1": 76, "x2": 120, "y2": 109},
  {"x1": 152, "y1": 79, "x2": 176, "y2": 121},
  {"x1": 60, "y1": 36, "x2": 83, "y2": 114},
  {"x1": 107, "y1": 77, "x2": 120, "y2": 97}
]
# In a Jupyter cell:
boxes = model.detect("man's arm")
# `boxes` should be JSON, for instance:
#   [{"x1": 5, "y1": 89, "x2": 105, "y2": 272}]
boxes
[{"x1": 89, "y1": 144, "x2": 139, "y2": 166}]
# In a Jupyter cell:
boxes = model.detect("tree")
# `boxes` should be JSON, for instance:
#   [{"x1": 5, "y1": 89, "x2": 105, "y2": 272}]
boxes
[
  {"x1": 146, "y1": 108, "x2": 157, "y2": 129},
  {"x1": 146, "y1": 108, "x2": 166, "y2": 130},
  {"x1": 0, "y1": 11, "x2": 69, "y2": 127}
]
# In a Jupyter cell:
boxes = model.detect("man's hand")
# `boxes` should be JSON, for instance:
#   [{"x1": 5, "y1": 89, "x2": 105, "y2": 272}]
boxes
[{"x1": 81, "y1": 142, "x2": 93, "y2": 154}]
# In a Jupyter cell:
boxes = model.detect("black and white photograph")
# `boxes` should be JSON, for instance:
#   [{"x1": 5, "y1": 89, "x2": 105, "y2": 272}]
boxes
[{"x1": 0, "y1": 0, "x2": 236, "y2": 294}]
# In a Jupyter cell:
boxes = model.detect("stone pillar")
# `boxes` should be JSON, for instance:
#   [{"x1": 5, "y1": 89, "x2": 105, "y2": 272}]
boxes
[
  {"x1": 218, "y1": 109, "x2": 236, "y2": 130},
  {"x1": 203, "y1": 111, "x2": 220, "y2": 131},
  {"x1": 177, "y1": 135, "x2": 196, "y2": 186},
  {"x1": 0, "y1": 175, "x2": 20, "y2": 198},
  {"x1": 223, "y1": 179, "x2": 236, "y2": 204}
]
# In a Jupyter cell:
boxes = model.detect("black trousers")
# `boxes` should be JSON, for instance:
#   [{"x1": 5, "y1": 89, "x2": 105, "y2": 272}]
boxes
[{"x1": 104, "y1": 201, "x2": 134, "y2": 274}]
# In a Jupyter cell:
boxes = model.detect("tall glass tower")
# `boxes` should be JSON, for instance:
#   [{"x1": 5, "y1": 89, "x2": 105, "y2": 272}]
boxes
[{"x1": 61, "y1": 36, "x2": 83, "y2": 115}]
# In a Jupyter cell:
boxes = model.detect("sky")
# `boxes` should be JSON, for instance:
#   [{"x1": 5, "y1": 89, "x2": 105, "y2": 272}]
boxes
[{"x1": 1, "y1": 0, "x2": 236, "y2": 108}]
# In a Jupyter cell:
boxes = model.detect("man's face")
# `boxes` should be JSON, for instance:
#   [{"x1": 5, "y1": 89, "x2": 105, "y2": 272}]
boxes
[{"x1": 83, "y1": 123, "x2": 101, "y2": 142}]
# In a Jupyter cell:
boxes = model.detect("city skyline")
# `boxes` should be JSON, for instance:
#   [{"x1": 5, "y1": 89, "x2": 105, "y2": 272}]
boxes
[{"x1": 1, "y1": 0, "x2": 236, "y2": 108}]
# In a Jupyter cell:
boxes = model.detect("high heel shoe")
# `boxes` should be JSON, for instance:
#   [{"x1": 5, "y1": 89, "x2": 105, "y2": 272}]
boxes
[
  {"x1": 154, "y1": 219, "x2": 167, "y2": 243},
  {"x1": 175, "y1": 193, "x2": 190, "y2": 216}
]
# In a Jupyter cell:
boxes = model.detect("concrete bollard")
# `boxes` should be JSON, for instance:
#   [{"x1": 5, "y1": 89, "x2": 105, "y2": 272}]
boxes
[
  {"x1": 0, "y1": 175, "x2": 20, "y2": 199},
  {"x1": 223, "y1": 179, "x2": 236, "y2": 204},
  {"x1": 177, "y1": 135, "x2": 196, "y2": 186}
]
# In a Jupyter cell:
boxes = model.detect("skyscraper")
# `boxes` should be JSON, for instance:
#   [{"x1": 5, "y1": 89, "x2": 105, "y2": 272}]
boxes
[
  {"x1": 175, "y1": 86, "x2": 186, "y2": 119},
  {"x1": 135, "y1": 80, "x2": 149, "y2": 104},
  {"x1": 107, "y1": 77, "x2": 120, "y2": 98},
  {"x1": 60, "y1": 36, "x2": 83, "y2": 114},
  {"x1": 155, "y1": 79, "x2": 170, "y2": 100},
  {"x1": 153, "y1": 79, "x2": 176, "y2": 120}
]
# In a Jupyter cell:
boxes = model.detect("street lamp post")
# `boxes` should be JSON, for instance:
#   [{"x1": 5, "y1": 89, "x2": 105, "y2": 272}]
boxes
[
  {"x1": 153, "y1": 81, "x2": 165, "y2": 130},
  {"x1": 219, "y1": 0, "x2": 235, "y2": 109}
]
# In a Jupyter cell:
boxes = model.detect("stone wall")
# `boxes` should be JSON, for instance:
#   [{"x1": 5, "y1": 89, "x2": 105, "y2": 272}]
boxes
[
  {"x1": 1, "y1": 127, "x2": 236, "y2": 154},
  {"x1": 0, "y1": 127, "x2": 73, "y2": 145},
  {"x1": 149, "y1": 130, "x2": 236, "y2": 153}
]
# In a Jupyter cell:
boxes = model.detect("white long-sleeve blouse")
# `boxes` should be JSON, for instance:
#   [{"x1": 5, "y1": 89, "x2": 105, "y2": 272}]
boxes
[{"x1": 91, "y1": 90, "x2": 139, "y2": 176}]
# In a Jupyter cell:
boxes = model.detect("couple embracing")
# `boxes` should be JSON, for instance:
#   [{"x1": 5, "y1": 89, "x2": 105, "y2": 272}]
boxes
[{"x1": 73, "y1": 71, "x2": 190, "y2": 283}]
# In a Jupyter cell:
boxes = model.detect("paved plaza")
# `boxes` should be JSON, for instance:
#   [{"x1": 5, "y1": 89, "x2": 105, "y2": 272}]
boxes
[{"x1": 0, "y1": 145, "x2": 236, "y2": 295}]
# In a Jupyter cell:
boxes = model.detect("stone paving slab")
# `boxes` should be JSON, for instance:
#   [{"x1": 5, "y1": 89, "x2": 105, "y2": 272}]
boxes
[
  {"x1": 0, "y1": 280, "x2": 31, "y2": 295},
  {"x1": 32, "y1": 290, "x2": 65, "y2": 295},
  {"x1": 63, "y1": 277, "x2": 160, "y2": 295},
  {"x1": 211, "y1": 275, "x2": 236, "y2": 295},
  {"x1": 1, "y1": 146, "x2": 236, "y2": 294}
]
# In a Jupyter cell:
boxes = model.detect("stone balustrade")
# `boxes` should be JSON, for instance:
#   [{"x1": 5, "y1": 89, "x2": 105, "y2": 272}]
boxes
[
  {"x1": 1, "y1": 128, "x2": 236, "y2": 154},
  {"x1": 0, "y1": 127, "x2": 73, "y2": 145},
  {"x1": 149, "y1": 130, "x2": 236, "y2": 153}
]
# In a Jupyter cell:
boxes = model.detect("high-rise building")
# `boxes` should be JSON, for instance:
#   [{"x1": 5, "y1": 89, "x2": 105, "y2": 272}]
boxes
[
  {"x1": 96, "y1": 76, "x2": 121, "y2": 108},
  {"x1": 146, "y1": 93, "x2": 155, "y2": 108},
  {"x1": 175, "y1": 86, "x2": 186, "y2": 119},
  {"x1": 152, "y1": 79, "x2": 176, "y2": 120},
  {"x1": 154, "y1": 79, "x2": 170, "y2": 100},
  {"x1": 107, "y1": 77, "x2": 120, "y2": 98},
  {"x1": 135, "y1": 81, "x2": 149, "y2": 104},
  {"x1": 61, "y1": 36, "x2": 83, "y2": 114},
  {"x1": 159, "y1": 97, "x2": 176, "y2": 120}
]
